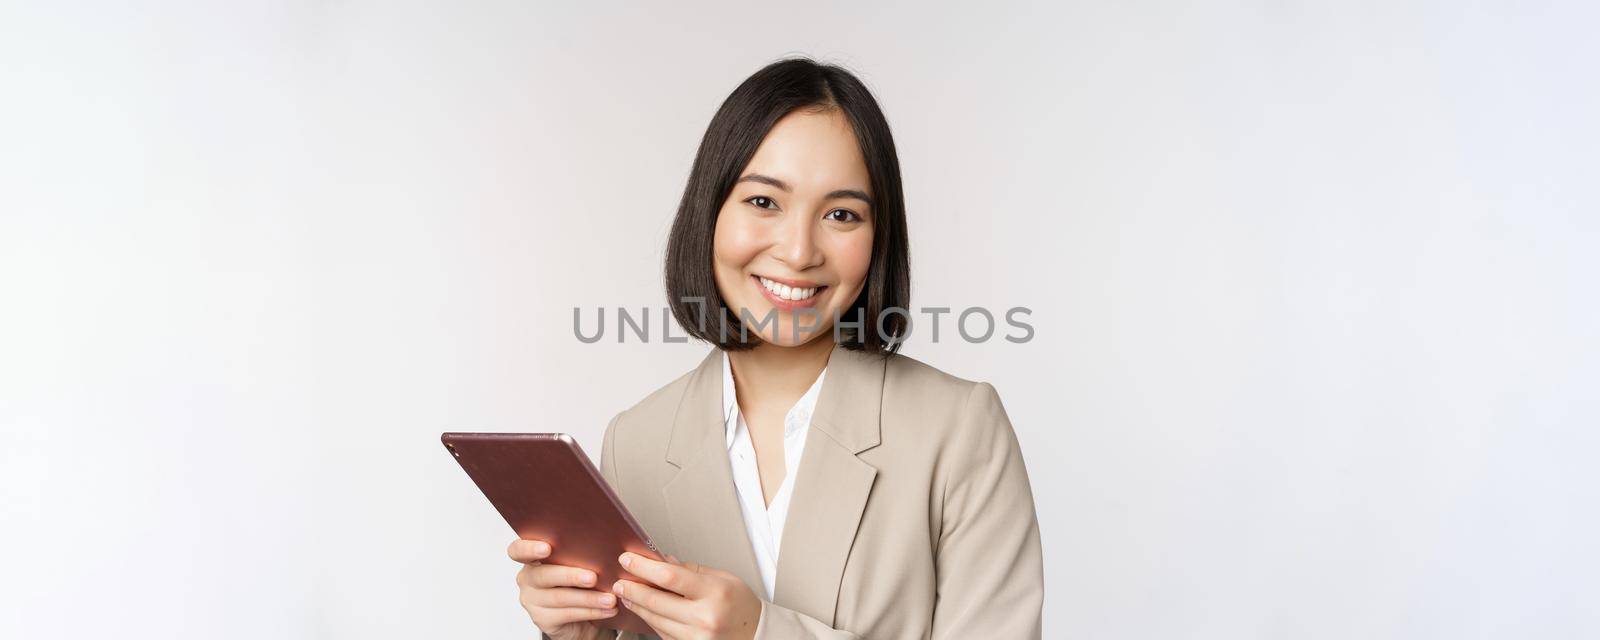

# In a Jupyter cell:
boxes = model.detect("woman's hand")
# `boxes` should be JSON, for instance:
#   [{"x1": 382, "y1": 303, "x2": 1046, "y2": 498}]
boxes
[
  {"x1": 508, "y1": 539, "x2": 620, "y2": 640},
  {"x1": 611, "y1": 552, "x2": 763, "y2": 640}
]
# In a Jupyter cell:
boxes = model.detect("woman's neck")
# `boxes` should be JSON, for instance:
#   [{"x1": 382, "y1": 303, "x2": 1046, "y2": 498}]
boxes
[{"x1": 727, "y1": 337, "x2": 834, "y2": 406}]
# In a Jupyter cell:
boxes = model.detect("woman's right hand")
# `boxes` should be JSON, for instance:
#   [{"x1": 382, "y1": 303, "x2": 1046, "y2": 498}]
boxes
[{"x1": 508, "y1": 539, "x2": 620, "y2": 640}]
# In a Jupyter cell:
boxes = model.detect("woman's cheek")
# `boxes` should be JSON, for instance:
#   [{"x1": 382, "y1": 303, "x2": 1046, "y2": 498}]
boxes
[
  {"x1": 808, "y1": 237, "x2": 862, "y2": 320},
  {"x1": 837, "y1": 232, "x2": 875, "y2": 290},
  {"x1": 714, "y1": 213, "x2": 766, "y2": 262}
]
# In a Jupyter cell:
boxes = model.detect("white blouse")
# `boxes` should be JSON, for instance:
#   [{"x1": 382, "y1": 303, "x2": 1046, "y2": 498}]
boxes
[{"x1": 719, "y1": 350, "x2": 827, "y2": 600}]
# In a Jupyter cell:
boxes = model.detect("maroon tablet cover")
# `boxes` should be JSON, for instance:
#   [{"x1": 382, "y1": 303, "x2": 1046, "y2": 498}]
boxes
[{"x1": 442, "y1": 432, "x2": 661, "y2": 635}]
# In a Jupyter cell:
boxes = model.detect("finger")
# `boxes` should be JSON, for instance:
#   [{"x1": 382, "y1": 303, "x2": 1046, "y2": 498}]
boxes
[
  {"x1": 526, "y1": 563, "x2": 599, "y2": 589},
  {"x1": 618, "y1": 589, "x2": 693, "y2": 639},
  {"x1": 516, "y1": 560, "x2": 592, "y2": 590},
  {"x1": 620, "y1": 552, "x2": 703, "y2": 598},
  {"x1": 527, "y1": 586, "x2": 618, "y2": 610},
  {"x1": 508, "y1": 539, "x2": 552, "y2": 563},
  {"x1": 613, "y1": 579, "x2": 697, "y2": 626},
  {"x1": 534, "y1": 605, "x2": 619, "y2": 627},
  {"x1": 681, "y1": 560, "x2": 734, "y2": 580}
]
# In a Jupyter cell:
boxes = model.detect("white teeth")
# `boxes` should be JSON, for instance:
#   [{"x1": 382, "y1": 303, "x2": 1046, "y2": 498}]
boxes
[{"x1": 758, "y1": 277, "x2": 818, "y2": 301}]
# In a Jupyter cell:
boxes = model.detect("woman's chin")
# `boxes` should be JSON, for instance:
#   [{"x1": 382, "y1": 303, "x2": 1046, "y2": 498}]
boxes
[{"x1": 752, "y1": 326, "x2": 833, "y2": 349}]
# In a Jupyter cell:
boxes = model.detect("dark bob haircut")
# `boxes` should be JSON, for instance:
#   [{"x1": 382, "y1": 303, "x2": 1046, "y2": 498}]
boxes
[{"x1": 664, "y1": 57, "x2": 911, "y2": 354}]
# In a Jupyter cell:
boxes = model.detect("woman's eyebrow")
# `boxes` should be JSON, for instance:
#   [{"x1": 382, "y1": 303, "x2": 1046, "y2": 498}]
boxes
[
  {"x1": 826, "y1": 188, "x2": 873, "y2": 205},
  {"x1": 737, "y1": 173, "x2": 792, "y2": 192},
  {"x1": 736, "y1": 173, "x2": 873, "y2": 204}
]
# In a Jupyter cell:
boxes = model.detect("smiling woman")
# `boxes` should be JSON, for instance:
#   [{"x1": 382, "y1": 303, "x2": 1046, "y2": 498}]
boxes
[
  {"x1": 709, "y1": 110, "x2": 878, "y2": 345},
  {"x1": 664, "y1": 60, "x2": 911, "y2": 352},
  {"x1": 507, "y1": 58, "x2": 1043, "y2": 640}
]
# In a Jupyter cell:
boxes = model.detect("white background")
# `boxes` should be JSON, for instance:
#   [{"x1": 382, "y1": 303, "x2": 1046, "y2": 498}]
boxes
[{"x1": 3, "y1": 1, "x2": 1597, "y2": 638}]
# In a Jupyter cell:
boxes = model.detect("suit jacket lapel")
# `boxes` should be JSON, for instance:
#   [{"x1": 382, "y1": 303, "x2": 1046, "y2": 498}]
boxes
[
  {"x1": 660, "y1": 345, "x2": 888, "y2": 626},
  {"x1": 660, "y1": 349, "x2": 765, "y2": 594},
  {"x1": 772, "y1": 345, "x2": 885, "y2": 626}
]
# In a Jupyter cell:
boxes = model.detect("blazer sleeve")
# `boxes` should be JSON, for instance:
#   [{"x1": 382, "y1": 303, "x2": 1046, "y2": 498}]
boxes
[
  {"x1": 601, "y1": 411, "x2": 622, "y2": 489},
  {"x1": 754, "y1": 382, "x2": 1044, "y2": 639},
  {"x1": 928, "y1": 382, "x2": 1043, "y2": 637},
  {"x1": 599, "y1": 412, "x2": 631, "y2": 640},
  {"x1": 753, "y1": 602, "x2": 861, "y2": 638}
]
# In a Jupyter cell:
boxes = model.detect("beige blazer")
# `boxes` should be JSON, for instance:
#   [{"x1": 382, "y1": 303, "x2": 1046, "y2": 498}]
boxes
[{"x1": 600, "y1": 344, "x2": 1043, "y2": 639}]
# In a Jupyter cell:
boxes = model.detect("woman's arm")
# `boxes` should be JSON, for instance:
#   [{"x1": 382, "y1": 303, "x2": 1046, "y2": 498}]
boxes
[
  {"x1": 594, "y1": 413, "x2": 625, "y2": 640},
  {"x1": 746, "y1": 601, "x2": 860, "y2": 638},
  {"x1": 755, "y1": 382, "x2": 1044, "y2": 639},
  {"x1": 927, "y1": 382, "x2": 1044, "y2": 637}
]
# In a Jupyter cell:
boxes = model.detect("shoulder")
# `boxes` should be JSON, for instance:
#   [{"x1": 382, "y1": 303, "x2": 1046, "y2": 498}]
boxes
[
  {"x1": 605, "y1": 362, "x2": 699, "y2": 451},
  {"x1": 617, "y1": 365, "x2": 697, "y2": 421},
  {"x1": 875, "y1": 355, "x2": 1029, "y2": 518},
  {"x1": 880, "y1": 351, "x2": 1007, "y2": 421},
  {"x1": 870, "y1": 352, "x2": 1016, "y2": 471},
  {"x1": 882, "y1": 350, "x2": 975, "y2": 390}
]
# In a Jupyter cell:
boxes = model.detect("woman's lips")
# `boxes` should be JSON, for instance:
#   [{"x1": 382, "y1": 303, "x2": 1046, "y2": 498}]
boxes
[{"x1": 751, "y1": 275, "x2": 826, "y2": 311}]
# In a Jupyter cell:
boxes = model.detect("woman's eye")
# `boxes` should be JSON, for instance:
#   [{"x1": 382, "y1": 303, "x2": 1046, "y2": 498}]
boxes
[
  {"x1": 824, "y1": 209, "x2": 861, "y2": 223},
  {"x1": 745, "y1": 196, "x2": 778, "y2": 210}
]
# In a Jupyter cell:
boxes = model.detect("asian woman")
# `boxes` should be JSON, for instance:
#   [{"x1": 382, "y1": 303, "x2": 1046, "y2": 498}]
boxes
[{"x1": 506, "y1": 57, "x2": 1043, "y2": 640}]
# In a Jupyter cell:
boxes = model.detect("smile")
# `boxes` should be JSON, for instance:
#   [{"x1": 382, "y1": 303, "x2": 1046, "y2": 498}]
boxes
[{"x1": 752, "y1": 275, "x2": 826, "y2": 308}]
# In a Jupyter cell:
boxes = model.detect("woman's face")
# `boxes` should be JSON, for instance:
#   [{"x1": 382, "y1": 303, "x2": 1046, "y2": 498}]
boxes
[{"x1": 712, "y1": 108, "x2": 875, "y2": 348}]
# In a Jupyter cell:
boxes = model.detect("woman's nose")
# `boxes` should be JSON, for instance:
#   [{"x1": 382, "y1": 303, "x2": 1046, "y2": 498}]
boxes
[{"x1": 774, "y1": 212, "x2": 824, "y2": 269}]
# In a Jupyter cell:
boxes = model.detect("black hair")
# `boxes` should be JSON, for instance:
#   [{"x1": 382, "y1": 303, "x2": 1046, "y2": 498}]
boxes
[{"x1": 663, "y1": 57, "x2": 910, "y2": 353}]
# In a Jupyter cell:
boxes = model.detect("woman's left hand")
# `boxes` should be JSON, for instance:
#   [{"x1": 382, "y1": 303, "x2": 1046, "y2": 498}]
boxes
[{"x1": 612, "y1": 552, "x2": 763, "y2": 640}]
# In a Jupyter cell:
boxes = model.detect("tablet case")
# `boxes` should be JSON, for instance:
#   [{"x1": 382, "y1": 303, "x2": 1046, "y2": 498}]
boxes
[{"x1": 442, "y1": 432, "x2": 662, "y2": 635}]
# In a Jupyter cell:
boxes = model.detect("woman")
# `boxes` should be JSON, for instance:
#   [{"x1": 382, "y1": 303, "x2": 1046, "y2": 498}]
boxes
[{"x1": 507, "y1": 58, "x2": 1043, "y2": 639}]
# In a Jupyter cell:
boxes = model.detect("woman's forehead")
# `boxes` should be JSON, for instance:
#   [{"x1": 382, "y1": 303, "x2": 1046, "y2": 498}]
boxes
[{"x1": 740, "y1": 110, "x2": 869, "y2": 194}]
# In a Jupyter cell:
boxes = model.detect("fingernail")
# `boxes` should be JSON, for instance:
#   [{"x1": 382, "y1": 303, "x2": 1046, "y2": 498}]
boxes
[
  {"x1": 581, "y1": 572, "x2": 596, "y2": 587},
  {"x1": 621, "y1": 598, "x2": 633, "y2": 609},
  {"x1": 599, "y1": 593, "x2": 616, "y2": 607},
  {"x1": 533, "y1": 542, "x2": 549, "y2": 554},
  {"x1": 619, "y1": 553, "x2": 632, "y2": 569},
  {"x1": 612, "y1": 582, "x2": 625, "y2": 596}
]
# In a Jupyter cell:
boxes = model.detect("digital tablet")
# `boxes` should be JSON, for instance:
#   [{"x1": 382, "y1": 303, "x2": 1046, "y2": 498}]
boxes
[{"x1": 442, "y1": 432, "x2": 661, "y2": 635}]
